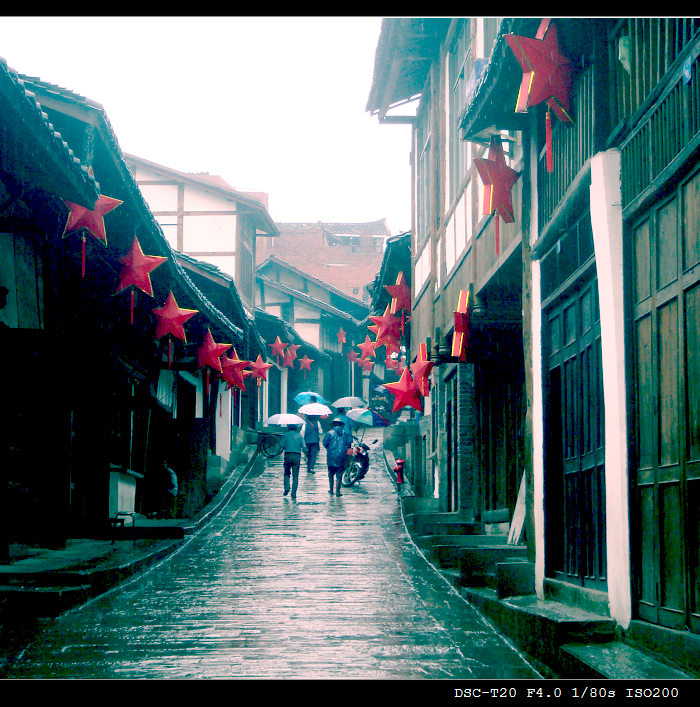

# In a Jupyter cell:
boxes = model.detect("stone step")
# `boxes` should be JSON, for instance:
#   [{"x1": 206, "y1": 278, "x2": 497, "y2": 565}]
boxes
[
  {"x1": 430, "y1": 536, "x2": 517, "y2": 569},
  {"x1": 559, "y1": 641, "x2": 694, "y2": 680},
  {"x1": 460, "y1": 586, "x2": 618, "y2": 676},
  {"x1": 458, "y1": 545, "x2": 529, "y2": 586},
  {"x1": 411, "y1": 514, "x2": 480, "y2": 537}
]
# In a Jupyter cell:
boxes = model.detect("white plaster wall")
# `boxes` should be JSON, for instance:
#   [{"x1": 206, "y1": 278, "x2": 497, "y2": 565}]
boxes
[
  {"x1": 215, "y1": 381, "x2": 231, "y2": 461},
  {"x1": 589, "y1": 148, "x2": 631, "y2": 629}
]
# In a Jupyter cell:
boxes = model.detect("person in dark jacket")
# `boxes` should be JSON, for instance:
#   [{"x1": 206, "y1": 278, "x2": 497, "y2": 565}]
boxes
[
  {"x1": 300, "y1": 415, "x2": 322, "y2": 474},
  {"x1": 323, "y1": 417, "x2": 352, "y2": 497},
  {"x1": 281, "y1": 424, "x2": 306, "y2": 500}
]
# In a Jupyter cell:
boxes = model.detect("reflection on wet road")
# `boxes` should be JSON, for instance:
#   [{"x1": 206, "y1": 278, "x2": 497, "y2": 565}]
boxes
[{"x1": 5, "y1": 441, "x2": 541, "y2": 679}]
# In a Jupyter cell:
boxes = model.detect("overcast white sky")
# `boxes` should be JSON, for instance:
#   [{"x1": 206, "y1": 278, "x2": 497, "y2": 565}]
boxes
[{"x1": 0, "y1": 16, "x2": 413, "y2": 234}]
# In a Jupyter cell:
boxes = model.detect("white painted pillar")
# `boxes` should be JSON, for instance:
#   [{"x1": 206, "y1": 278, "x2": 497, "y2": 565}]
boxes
[
  {"x1": 590, "y1": 148, "x2": 631, "y2": 628},
  {"x1": 527, "y1": 117, "x2": 547, "y2": 599},
  {"x1": 281, "y1": 367, "x2": 288, "y2": 414}
]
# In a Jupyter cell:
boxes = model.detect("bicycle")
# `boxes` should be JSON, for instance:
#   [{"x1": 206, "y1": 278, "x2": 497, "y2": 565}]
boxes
[{"x1": 257, "y1": 430, "x2": 284, "y2": 458}]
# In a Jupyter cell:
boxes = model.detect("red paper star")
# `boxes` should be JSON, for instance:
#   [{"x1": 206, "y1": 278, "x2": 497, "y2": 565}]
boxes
[
  {"x1": 385, "y1": 354, "x2": 402, "y2": 372},
  {"x1": 115, "y1": 236, "x2": 167, "y2": 296},
  {"x1": 505, "y1": 18, "x2": 573, "y2": 123},
  {"x1": 474, "y1": 135, "x2": 520, "y2": 255},
  {"x1": 451, "y1": 289, "x2": 470, "y2": 361},
  {"x1": 346, "y1": 350, "x2": 360, "y2": 363},
  {"x1": 337, "y1": 327, "x2": 347, "y2": 344},
  {"x1": 410, "y1": 342, "x2": 435, "y2": 397},
  {"x1": 369, "y1": 305, "x2": 402, "y2": 347},
  {"x1": 197, "y1": 328, "x2": 231, "y2": 373},
  {"x1": 248, "y1": 355, "x2": 273, "y2": 386},
  {"x1": 358, "y1": 335, "x2": 378, "y2": 360},
  {"x1": 383, "y1": 367, "x2": 422, "y2": 413},
  {"x1": 152, "y1": 291, "x2": 198, "y2": 341},
  {"x1": 385, "y1": 271, "x2": 411, "y2": 315},
  {"x1": 357, "y1": 356, "x2": 374, "y2": 372},
  {"x1": 221, "y1": 349, "x2": 251, "y2": 392},
  {"x1": 281, "y1": 348, "x2": 296, "y2": 368},
  {"x1": 299, "y1": 354, "x2": 313, "y2": 372},
  {"x1": 475, "y1": 136, "x2": 519, "y2": 225},
  {"x1": 268, "y1": 336, "x2": 287, "y2": 362},
  {"x1": 299, "y1": 354, "x2": 314, "y2": 378},
  {"x1": 63, "y1": 194, "x2": 123, "y2": 244},
  {"x1": 287, "y1": 343, "x2": 300, "y2": 361}
]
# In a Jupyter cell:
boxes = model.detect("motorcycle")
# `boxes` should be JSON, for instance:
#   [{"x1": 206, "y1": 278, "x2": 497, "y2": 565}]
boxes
[{"x1": 341, "y1": 437, "x2": 378, "y2": 487}]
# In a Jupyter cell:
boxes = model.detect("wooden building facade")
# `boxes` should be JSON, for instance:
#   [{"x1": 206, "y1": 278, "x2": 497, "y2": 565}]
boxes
[{"x1": 367, "y1": 17, "x2": 700, "y2": 668}]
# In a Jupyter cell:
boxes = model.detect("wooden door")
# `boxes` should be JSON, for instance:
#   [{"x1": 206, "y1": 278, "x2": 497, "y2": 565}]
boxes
[
  {"x1": 544, "y1": 275, "x2": 607, "y2": 589},
  {"x1": 632, "y1": 167, "x2": 700, "y2": 633}
]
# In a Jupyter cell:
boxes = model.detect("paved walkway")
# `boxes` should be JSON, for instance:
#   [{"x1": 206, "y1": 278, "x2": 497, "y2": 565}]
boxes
[{"x1": 4, "y1": 439, "x2": 541, "y2": 679}]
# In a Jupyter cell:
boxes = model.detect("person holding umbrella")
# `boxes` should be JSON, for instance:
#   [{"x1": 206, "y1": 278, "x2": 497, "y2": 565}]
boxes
[
  {"x1": 280, "y1": 424, "x2": 306, "y2": 500},
  {"x1": 300, "y1": 415, "x2": 322, "y2": 474},
  {"x1": 323, "y1": 417, "x2": 353, "y2": 497}
]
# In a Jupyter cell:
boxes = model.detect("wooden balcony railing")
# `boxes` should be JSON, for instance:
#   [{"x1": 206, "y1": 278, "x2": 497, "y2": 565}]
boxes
[{"x1": 537, "y1": 65, "x2": 595, "y2": 229}]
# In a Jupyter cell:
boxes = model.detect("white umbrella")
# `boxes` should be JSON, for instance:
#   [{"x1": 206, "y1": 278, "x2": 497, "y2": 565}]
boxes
[
  {"x1": 265, "y1": 413, "x2": 305, "y2": 426},
  {"x1": 298, "y1": 402, "x2": 332, "y2": 417},
  {"x1": 332, "y1": 396, "x2": 364, "y2": 409}
]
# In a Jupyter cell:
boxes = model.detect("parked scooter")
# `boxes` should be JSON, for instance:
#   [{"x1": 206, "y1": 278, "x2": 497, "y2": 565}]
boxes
[{"x1": 341, "y1": 437, "x2": 378, "y2": 487}]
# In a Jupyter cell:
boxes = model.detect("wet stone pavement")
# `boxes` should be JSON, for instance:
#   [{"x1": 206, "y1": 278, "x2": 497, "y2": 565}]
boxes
[{"x1": 3, "y1": 440, "x2": 541, "y2": 680}]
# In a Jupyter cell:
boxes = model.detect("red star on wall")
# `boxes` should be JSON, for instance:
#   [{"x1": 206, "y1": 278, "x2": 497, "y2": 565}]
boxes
[
  {"x1": 505, "y1": 18, "x2": 573, "y2": 172},
  {"x1": 410, "y1": 342, "x2": 435, "y2": 397},
  {"x1": 197, "y1": 328, "x2": 231, "y2": 373},
  {"x1": 385, "y1": 271, "x2": 411, "y2": 315},
  {"x1": 474, "y1": 135, "x2": 519, "y2": 256},
  {"x1": 152, "y1": 291, "x2": 198, "y2": 341},
  {"x1": 383, "y1": 367, "x2": 422, "y2": 413},
  {"x1": 451, "y1": 289, "x2": 470, "y2": 362}
]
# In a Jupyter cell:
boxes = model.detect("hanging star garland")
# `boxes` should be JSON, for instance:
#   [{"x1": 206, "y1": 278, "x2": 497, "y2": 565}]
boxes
[
  {"x1": 114, "y1": 236, "x2": 167, "y2": 323},
  {"x1": 410, "y1": 342, "x2": 435, "y2": 397},
  {"x1": 248, "y1": 355, "x2": 273, "y2": 387},
  {"x1": 474, "y1": 135, "x2": 520, "y2": 256},
  {"x1": 63, "y1": 194, "x2": 123, "y2": 277},
  {"x1": 299, "y1": 354, "x2": 314, "y2": 379},
  {"x1": 383, "y1": 367, "x2": 422, "y2": 413},
  {"x1": 197, "y1": 328, "x2": 231, "y2": 374},
  {"x1": 505, "y1": 18, "x2": 573, "y2": 173},
  {"x1": 152, "y1": 291, "x2": 198, "y2": 368},
  {"x1": 451, "y1": 289, "x2": 470, "y2": 362}
]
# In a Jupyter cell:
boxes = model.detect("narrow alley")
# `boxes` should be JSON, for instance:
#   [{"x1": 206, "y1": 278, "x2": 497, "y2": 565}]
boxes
[{"x1": 3, "y1": 440, "x2": 541, "y2": 680}]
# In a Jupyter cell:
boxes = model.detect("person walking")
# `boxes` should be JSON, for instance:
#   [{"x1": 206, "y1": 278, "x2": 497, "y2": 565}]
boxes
[
  {"x1": 281, "y1": 424, "x2": 305, "y2": 500},
  {"x1": 323, "y1": 417, "x2": 352, "y2": 497},
  {"x1": 300, "y1": 415, "x2": 322, "y2": 473}
]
